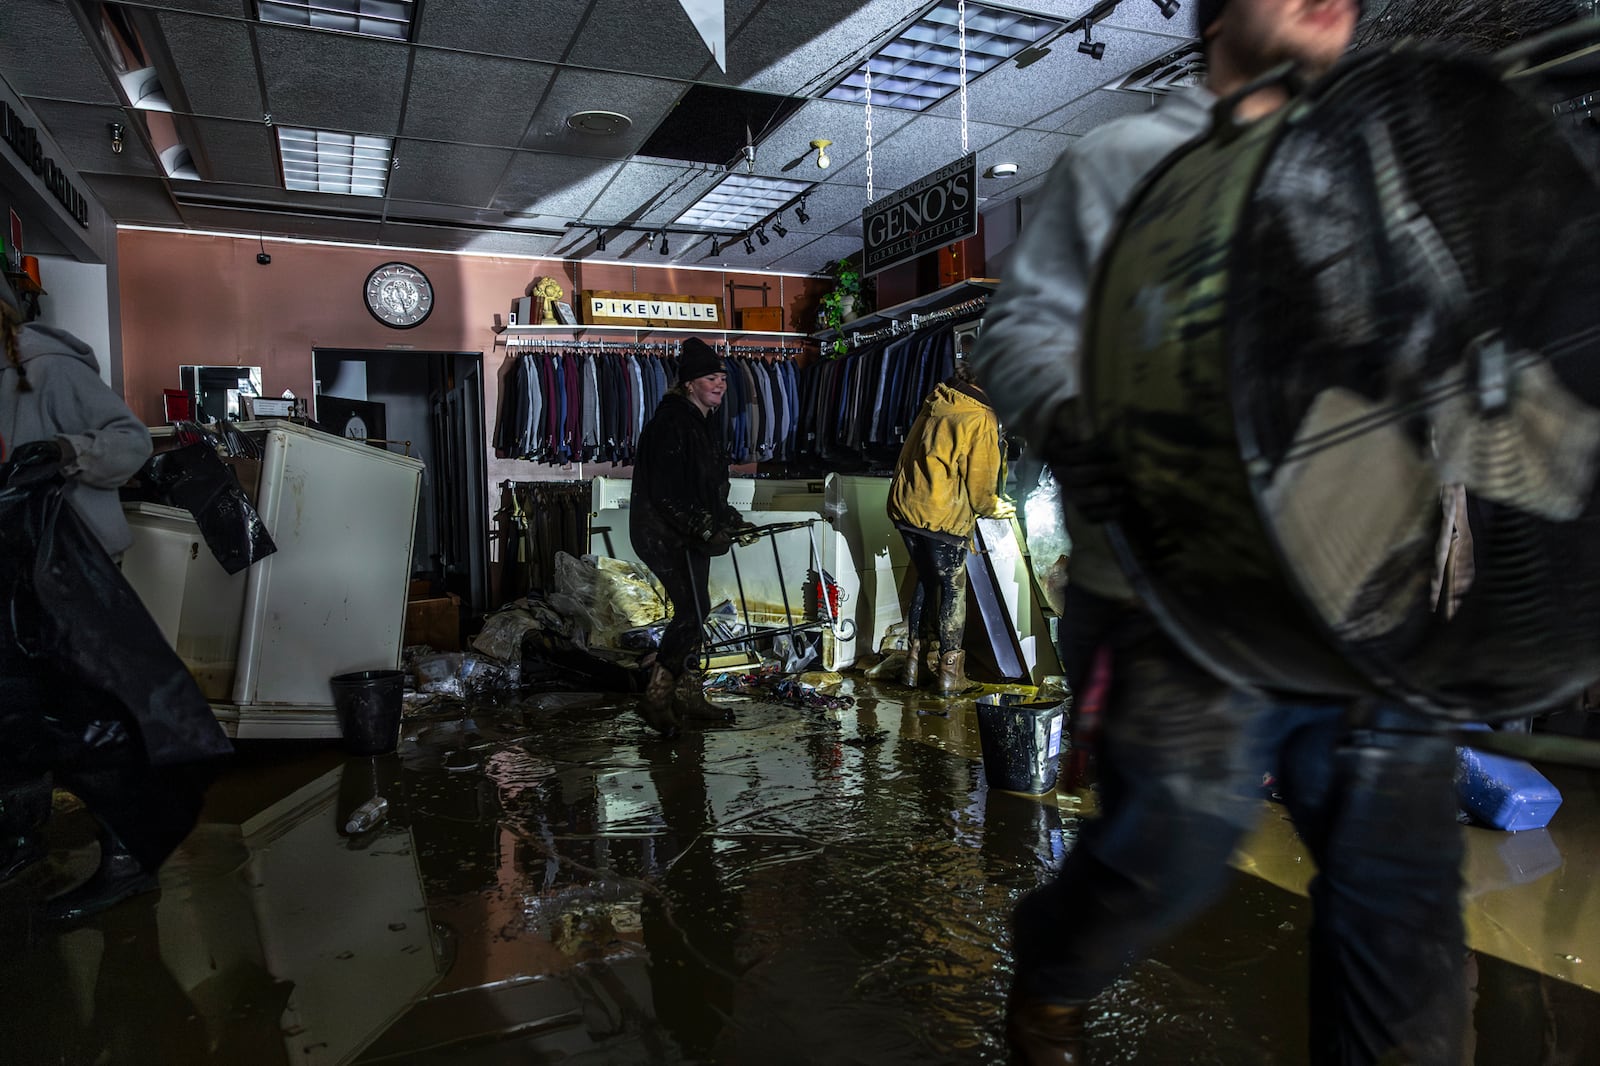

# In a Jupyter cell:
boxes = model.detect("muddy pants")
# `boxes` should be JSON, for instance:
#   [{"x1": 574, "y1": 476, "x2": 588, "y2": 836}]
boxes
[
  {"x1": 637, "y1": 541, "x2": 712, "y2": 676},
  {"x1": 1015, "y1": 585, "x2": 1466, "y2": 1066},
  {"x1": 899, "y1": 528, "x2": 969, "y2": 652}
]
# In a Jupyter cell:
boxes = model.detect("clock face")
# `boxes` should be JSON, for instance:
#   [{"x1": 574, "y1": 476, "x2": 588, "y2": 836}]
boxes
[
  {"x1": 364, "y1": 262, "x2": 434, "y2": 328},
  {"x1": 343, "y1": 414, "x2": 369, "y2": 441}
]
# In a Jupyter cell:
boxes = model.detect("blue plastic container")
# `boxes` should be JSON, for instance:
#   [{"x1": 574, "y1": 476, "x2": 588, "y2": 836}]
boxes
[{"x1": 1456, "y1": 726, "x2": 1563, "y2": 832}]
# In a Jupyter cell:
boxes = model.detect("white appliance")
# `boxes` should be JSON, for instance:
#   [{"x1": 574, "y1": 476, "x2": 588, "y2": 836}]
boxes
[{"x1": 230, "y1": 421, "x2": 423, "y2": 731}]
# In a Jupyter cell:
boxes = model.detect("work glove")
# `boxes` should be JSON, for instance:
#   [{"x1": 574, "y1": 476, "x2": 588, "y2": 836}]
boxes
[
  {"x1": 1044, "y1": 433, "x2": 1128, "y2": 525},
  {"x1": 731, "y1": 521, "x2": 763, "y2": 547},
  {"x1": 989, "y1": 498, "x2": 1017, "y2": 521},
  {"x1": 703, "y1": 529, "x2": 734, "y2": 556},
  {"x1": 0, "y1": 439, "x2": 68, "y2": 489}
]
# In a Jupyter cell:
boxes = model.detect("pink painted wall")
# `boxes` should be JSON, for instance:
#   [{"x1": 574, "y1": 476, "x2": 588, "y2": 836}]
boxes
[{"x1": 116, "y1": 229, "x2": 826, "y2": 494}]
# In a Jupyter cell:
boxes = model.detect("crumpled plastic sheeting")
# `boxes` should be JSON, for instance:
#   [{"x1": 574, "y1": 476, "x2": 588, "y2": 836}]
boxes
[
  {"x1": 1022, "y1": 467, "x2": 1072, "y2": 616},
  {"x1": 549, "y1": 552, "x2": 667, "y2": 648},
  {"x1": 707, "y1": 667, "x2": 856, "y2": 711}
]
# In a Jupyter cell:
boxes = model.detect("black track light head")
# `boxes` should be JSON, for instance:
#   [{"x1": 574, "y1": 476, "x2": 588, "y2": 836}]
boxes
[
  {"x1": 772, "y1": 217, "x2": 788, "y2": 238},
  {"x1": 710, "y1": 236, "x2": 721, "y2": 256},
  {"x1": 659, "y1": 234, "x2": 670, "y2": 254},
  {"x1": 756, "y1": 224, "x2": 770, "y2": 246},
  {"x1": 795, "y1": 198, "x2": 810, "y2": 225},
  {"x1": 1153, "y1": 0, "x2": 1180, "y2": 18},
  {"x1": 1078, "y1": 37, "x2": 1105, "y2": 60},
  {"x1": 594, "y1": 227, "x2": 606, "y2": 252},
  {"x1": 743, "y1": 233, "x2": 755, "y2": 255}
]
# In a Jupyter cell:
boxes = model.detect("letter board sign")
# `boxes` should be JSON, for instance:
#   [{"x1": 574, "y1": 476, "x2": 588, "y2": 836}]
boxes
[
  {"x1": 862, "y1": 153, "x2": 977, "y2": 277},
  {"x1": 579, "y1": 290, "x2": 727, "y2": 329}
]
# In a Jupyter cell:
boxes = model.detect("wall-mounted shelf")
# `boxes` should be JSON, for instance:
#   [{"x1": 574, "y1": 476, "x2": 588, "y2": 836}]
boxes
[
  {"x1": 811, "y1": 278, "x2": 998, "y2": 344},
  {"x1": 495, "y1": 323, "x2": 812, "y2": 341}
]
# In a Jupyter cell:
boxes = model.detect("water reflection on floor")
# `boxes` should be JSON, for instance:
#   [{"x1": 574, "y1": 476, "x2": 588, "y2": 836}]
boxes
[{"x1": 2, "y1": 683, "x2": 1599, "y2": 1064}]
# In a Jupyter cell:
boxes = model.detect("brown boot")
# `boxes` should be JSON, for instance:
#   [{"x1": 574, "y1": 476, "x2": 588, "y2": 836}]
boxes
[
  {"x1": 1007, "y1": 1002, "x2": 1086, "y2": 1065},
  {"x1": 672, "y1": 667, "x2": 732, "y2": 721},
  {"x1": 638, "y1": 663, "x2": 679, "y2": 736},
  {"x1": 901, "y1": 639, "x2": 923, "y2": 687},
  {"x1": 934, "y1": 650, "x2": 981, "y2": 696}
]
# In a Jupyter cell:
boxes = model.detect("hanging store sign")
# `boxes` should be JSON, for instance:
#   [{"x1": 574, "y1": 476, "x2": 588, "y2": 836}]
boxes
[
  {"x1": 862, "y1": 153, "x2": 977, "y2": 277},
  {"x1": 580, "y1": 290, "x2": 727, "y2": 329}
]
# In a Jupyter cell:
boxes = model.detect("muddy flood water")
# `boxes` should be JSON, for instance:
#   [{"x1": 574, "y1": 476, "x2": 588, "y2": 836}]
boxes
[{"x1": 3, "y1": 682, "x2": 1598, "y2": 1064}]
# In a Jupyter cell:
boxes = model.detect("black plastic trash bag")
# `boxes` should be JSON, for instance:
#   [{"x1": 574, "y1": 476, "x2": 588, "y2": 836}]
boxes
[
  {"x1": 141, "y1": 442, "x2": 276, "y2": 574},
  {"x1": 0, "y1": 470, "x2": 232, "y2": 768}
]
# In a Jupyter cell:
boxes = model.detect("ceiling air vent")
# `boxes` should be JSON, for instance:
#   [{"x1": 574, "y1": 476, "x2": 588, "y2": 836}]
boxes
[{"x1": 1106, "y1": 43, "x2": 1207, "y2": 96}]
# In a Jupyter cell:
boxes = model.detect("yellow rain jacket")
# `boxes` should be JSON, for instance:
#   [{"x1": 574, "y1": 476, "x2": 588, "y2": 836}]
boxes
[{"x1": 886, "y1": 382, "x2": 1006, "y2": 545}]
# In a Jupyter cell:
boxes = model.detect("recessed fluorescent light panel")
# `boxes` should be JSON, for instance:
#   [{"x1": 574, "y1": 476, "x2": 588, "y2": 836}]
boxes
[
  {"x1": 674, "y1": 175, "x2": 811, "y2": 232},
  {"x1": 277, "y1": 127, "x2": 393, "y2": 196},
  {"x1": 825, "y1": 0, "x2": 1062, "y2": 112},
  {"x1": 257, "y1": 0, "x2": 416, "y2": 41}
]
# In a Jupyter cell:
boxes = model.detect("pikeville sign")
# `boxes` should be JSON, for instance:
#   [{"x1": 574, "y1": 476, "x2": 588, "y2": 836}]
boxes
[{"x1": 862, "y1": 153, "x2": 977, "y2": 277}]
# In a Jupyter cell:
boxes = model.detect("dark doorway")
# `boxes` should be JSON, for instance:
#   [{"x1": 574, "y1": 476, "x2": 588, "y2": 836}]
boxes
[{"x1": 313, "y1": 348, "x2": 490, "y2": 622}]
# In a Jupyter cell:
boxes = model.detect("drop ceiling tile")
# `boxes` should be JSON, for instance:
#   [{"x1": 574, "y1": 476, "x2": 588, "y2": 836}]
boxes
[
  {"x1": 377, "y1": 224, "x2": 565, "y2": 258},
  {"x1": 1048, "y1": 88, "x2": 1161, "y2": 136},
  {"x1": 780, "y1": 233, "x2": 868, "y2": 276},
  {"x1": 189, "y1": 117, "x2": 278, "y2": 185},
  {"x1": 412, "y1": 0, "x2": 590, "y2": 64},
  {"x1": 824, "y1": 116, "x2": 1012, "y2": 194},
  {"x1": 748, "y1": 98, "x2": 913, "y2": 182},
  {"x1": 176, "y1": 204, "x2": 386, "y2": 244},
  {"x1": 403, "y1": 52, "x2": 556, "y2": 146},
  {"x1": 564, "y1": 0, "x2": 717, "y2": 80},
  {"x1": 772, "y1": 181, "x2": 872, "y2": 237},
  {"x1": 0, "y1": 0, "x2": 119, "y2": 103},
  {"x1": 925, "y1": 24, "x2": 1182, "y2": 125},
  {"x1": 256, "y1": 25, "x2": 409, "y2": 134},
  {"x1": 1100, "y1": 2, "x2": 1202, "y2": 38},
  {"x1": 157, "y1": 13, "x2": 264, "y2": 121},
  {"x1": 84, "y1": 175, "x2": 182, "y2": 225},
  {"x1": 387, "y1": 141, "x2": 514, "y2": 207},
  {"x1": 725, "y1": 0, "x2": 924, "y2": 97},
  {"x1": 126, "y1": 0, "x2": 243, "y2": 14},
  {"x1": 26, "y1": 100, "x2": 161, "y2": 177},
  {"x1": 585, "y1": 162, "x2": 724, "y2": 226},
  {"x1": 491, "y1": 153, "x2": 625, "y2": 221},
  {"x1": 521, "y1": 68, "x2": 688, "y2": 160},
  {"x1": 976, "y1": 127, "x2": 1077, "y2": 193}
]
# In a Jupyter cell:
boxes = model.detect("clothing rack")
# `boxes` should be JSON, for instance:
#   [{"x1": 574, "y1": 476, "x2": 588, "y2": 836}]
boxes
[
  {"x1": 842, "y1": 296, "x2": 988, "y2": 353},
  {"x1": 505, "y1": 336, "x2": 804, "y2": 359},
  {"x1": 495, "y1": 479, "x2": 591, "y2": 600}
]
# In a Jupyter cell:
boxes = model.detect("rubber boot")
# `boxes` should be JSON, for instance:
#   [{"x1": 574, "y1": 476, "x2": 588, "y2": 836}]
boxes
[
  {"x1": 1007, "y1": 1001, "x2": 1086, "y2": 1065},
  {"x1": 638, "y1": 662, "x2": 679, "y2": 737},
  {"x1": 43, "y1": 823, "x2": 159, "y2": 923},
  {"x1": 901, "y1": 639, "x2": 923, "y2": 687},
  {"x1": 0, "y1": 774, "x2": 51, "y2": 884},
  {"x1": 934, "y1": 650, "x2": 981, "y2": 697},
  {"x1": 672, "y1": 667, "x2": 732, "y2": 722}
]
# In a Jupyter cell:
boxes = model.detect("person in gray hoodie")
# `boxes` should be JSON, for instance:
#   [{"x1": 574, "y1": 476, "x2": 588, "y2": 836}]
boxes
[
  {"x1": 0, "y1": 275, "x2": 151, "y2": 556},
  {"x1": 1, "y1": 273, "x2": 207, "y2": 923}
]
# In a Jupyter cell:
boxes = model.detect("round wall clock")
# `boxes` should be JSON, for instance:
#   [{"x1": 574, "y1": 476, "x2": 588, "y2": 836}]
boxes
[{"x1": 364, "y1": 262, "x2": 434, "y2": 328}]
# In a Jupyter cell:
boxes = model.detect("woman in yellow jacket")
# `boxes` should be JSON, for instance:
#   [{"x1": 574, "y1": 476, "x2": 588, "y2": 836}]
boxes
[{"x1": 886, "y1": 361, "x2": 1014, "y2": 695}]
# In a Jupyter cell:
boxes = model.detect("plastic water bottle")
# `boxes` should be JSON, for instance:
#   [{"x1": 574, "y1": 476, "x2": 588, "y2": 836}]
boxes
[{"x1": 344, "y1": 796, "x2": 389, "y2": 835}]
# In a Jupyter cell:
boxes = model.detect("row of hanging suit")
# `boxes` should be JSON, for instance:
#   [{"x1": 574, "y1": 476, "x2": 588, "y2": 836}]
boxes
[
  {"x1": 791, "y1": 327, "x2": 959, "y2": 470},
  {"x1": 494, "y1": 346, "x2": 803, "y2": 466}
]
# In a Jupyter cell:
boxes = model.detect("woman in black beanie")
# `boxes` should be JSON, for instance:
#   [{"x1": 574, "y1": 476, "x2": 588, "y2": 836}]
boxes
[{"x1": 629, "y1": 338, "x2": 756, "y2": 735}]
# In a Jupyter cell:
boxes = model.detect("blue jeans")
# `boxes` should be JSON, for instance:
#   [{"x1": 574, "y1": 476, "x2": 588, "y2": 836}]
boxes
[{"x1": 1014, "y1": 588, "x2": 1466, "y2": 1066}]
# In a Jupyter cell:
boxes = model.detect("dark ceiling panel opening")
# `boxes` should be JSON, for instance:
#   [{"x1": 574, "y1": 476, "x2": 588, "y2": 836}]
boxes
[{"x1": 637, "y1": 84, "x2": 805, "y2": 167}]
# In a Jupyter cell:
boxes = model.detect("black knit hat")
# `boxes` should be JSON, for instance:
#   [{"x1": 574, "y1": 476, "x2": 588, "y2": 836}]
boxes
[
  {"x1": 678, "y1": 336, "x2": 724, "y2": 382},
  {"x1": 1197, "y1": 0, "x2": 1227, "y2": 32}
]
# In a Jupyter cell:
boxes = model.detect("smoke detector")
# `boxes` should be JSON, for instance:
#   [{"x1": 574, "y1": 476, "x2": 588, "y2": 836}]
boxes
[{"x1": 567, "y1": 110, "x2": 632, "y2": 136}]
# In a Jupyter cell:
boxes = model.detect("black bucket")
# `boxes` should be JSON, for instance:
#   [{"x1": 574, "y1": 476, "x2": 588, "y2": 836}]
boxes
[
  {"x1": 976, "y1": 693, "x2": 1067, "y2": 795},
  {"x1": 330, "y1": 670, "x2": 406, "y2": 756}
]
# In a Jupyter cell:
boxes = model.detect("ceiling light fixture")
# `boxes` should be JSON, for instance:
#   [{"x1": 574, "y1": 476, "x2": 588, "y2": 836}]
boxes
[
  {"x1": 1152, "y1": 0, "x2": 1181, "y2": 18},
  {"x1": 1078, "y1": 24, "x2": 1105, "y2": 60},
  {"x1": 743, "y1": 234, "x2": 755, "y2": 255},
  {"x1": 710, "y1": 236, "x2": 722, "y2": 256},
  {"x1": 772, "y1": 217, "x2": 788, "y2": 238},
  {"x1": 795, "y1": 197, "x2": 810, "y2": 225},
  {"x1": 810, "y1": 139, "x2": 832, "y2": 169},
  {"x1": 755, "y1": 224, "x2": 770, "y2": 246},
  {"x1": 659, "y1": 233, "x2": 670, "y2": 255},
  {"x1": 990, "y1": 161, "x2": 1019, "y2": 177},
  {"x1": 594, "y1": 227, "x2": 607, "y2": 252},
  {"x1": 109, "y1": 122, "x2": 124, "y2": 154}
]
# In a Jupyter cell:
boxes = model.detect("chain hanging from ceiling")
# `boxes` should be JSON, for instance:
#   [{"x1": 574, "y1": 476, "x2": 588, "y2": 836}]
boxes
[
  {"x1": 864, "y1": 60, "x2": 875, "y2": 204},
  {"x1": 958, "y1": 0, "x2": 970, "y2": 156}
]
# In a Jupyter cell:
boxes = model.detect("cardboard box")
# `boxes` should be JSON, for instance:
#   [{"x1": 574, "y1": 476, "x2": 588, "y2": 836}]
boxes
[
  {"x1": 738, "y1": 306, "x2": 783, "y2": 332},
  {"x1": 405, "y1": 593, "x2": 461, "y2": 651}
]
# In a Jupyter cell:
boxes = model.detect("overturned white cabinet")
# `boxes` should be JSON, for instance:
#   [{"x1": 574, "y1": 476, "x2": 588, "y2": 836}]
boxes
[{"x1": 126, "y1": 420, "x2": 423, "y2": 738}]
